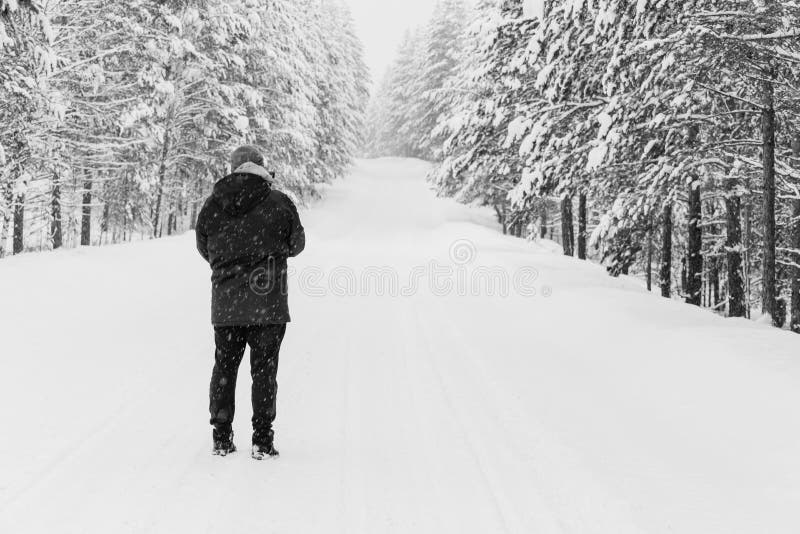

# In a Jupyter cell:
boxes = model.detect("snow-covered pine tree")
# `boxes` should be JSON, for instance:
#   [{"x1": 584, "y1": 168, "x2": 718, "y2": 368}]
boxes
[
  {"x1": 422, "y1": 0, "x2": 800, "y2": 329},
  {"x1": 367, "y1": 0, "x2": 469, "y2": 160},
  {"x1": 365, "y1": 29, "x2": 427, "y2": 158},
  {"x1": 305, "y1": 0, "x2": 370, "y2": 187},
  {"x1": 409, "y1": 0, "x2": 469, "y2": 160},
  {"x1": 231, "y1": 0, "x2": 318, "y2": 198},
  {"x1": 432, "y1": 0, "x2": 541, "y2": 236},
  {"x1": 48, "y1": 0, "x2": 158, "y2": 247},
  {"x1": 124, "y1": 0, "x2": 257, "y2": 238},
  {"x1": 505, "y1": 0, "x2": 624, "y2": 261},
  {"x1": 0, "y1": 0, "x2": 41, "y2": 47},
  {"x1": 597, "y1": 0, "x2": 800, "y2": 319},
  {"x1": 230, "y1": 0, "x2": 368, "y2": 200},
  {"x1": 0, "y1": 0, "x2": 51, "y2": 255},
  {"x1": 502, "y1": 0, "x2": 800, "y2": 320},
  {"x1": 682, "y1": 0, "x2": 800, "y2": 323},
  {"x1": 1, "y1": 0, "x2": 369, "y2": 254}
]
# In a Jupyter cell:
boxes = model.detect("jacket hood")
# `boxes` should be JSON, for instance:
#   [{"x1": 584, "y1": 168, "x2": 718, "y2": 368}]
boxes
[
  {"x1": 232, "y1": 162, "x2": 274, "y2": 183},
  {"x1": 213, "y1": 165, "x2": 273, "y2": 217}
]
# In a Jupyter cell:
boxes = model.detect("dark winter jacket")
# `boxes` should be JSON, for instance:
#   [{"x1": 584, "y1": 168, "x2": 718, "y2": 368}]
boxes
[{"x1": 196, "y1": 164, "x2": 305, "y2": 326}]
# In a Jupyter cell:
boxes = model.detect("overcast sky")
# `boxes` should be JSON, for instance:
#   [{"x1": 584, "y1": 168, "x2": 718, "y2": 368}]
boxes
[
  {"x1": 342, "y1": 0, "x2": 437, "y2": 87},
  {"x1": 343, "y1": 0, "x2": 544, "y2": 89}
]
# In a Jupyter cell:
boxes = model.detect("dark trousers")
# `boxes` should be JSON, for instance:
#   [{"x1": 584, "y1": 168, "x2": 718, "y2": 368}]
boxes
[{"x1": 210, "y1": 324, "x2": 286, "y2": 446}]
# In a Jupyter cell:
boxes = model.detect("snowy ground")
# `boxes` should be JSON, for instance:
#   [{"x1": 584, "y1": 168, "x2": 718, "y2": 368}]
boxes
[{"x1": 1, "y1": 158, "x2": 799, "y2": 533}]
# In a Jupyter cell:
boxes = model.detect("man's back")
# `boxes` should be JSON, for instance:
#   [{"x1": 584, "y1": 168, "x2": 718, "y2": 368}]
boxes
[{"x1": 196, "y1": 164, "x2": 305, "y2": 326}]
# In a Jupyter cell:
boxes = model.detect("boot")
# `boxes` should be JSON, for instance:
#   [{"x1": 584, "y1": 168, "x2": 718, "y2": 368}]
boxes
[
  {"x1": 251, "y1": 443, "x2": 279, "y2": 460},
  {"x1": 213, "y1": 428, "x2": 237, "y2": 457}
]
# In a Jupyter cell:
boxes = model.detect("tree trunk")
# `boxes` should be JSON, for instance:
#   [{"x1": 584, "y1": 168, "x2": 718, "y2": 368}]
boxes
[
  {"x1": 791, "y1": 134, "x2": 800, "y2": 332},
  {"x1": 578, "y1": 192, "x2": 587, "y2": 260},
  {"x1": 13, "y1": 192, "x2": 24, "y2": 255},
  {"x1": 0, "y1": 214, "x2": 7, "y2": 258},
  {"x1": 681, "y1": 256, "x2": 688, "y2": 296},
  {"x1": 710, "y1": 257, "x2": 720, "y2": 308},
  {"x1": 177, "y1": 196, "x2": 184, "y2": 229},
  {"x1": 540, "y1": 201, "x2": 548, "y2": 239},
  {"x1": 0, "y1": 186, "x2": 10, "y2": 258},
  {"x1": 761, "y1": 73, "x2": 777, "y2": 324},
  {"x1": 51, "y1": 173, "x2": 63, "y2": 250},
  {"x1": 646, "y1": 222, "x2": 653, "y2": 292},
  {"x1": 81, "y1": 176, "x2": 93, "y2": 246},
  {"x1": 726, "y1": 194, "x2": 746, "y2": 317},
  {"x1": 101, "y1": 202, "x2": 110, "y2": 246},
  {"x1": 742, "y1": 186, "x2": 752, "y2": 318},
  {"x1": 190, "y1": 199, "x2": 199, "y2": 231},
  {"x1": 494, "y1": 204, "x2": 507, "y2": 235},
  {"x1": 561, "y1": 196, "x2": 574, "y2": 256},
  {"x1": 686, "y1": 179, "x2": 703, "y2": 306},
  {"x1": 153, "y1": 127, "x2": 172, "y2": 238},
  {"x1": 660, "y1": 204, "x2": 673, "y2": 298}
]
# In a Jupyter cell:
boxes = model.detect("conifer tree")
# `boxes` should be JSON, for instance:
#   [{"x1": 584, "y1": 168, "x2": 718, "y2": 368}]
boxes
[
  {"x1": 367, "y1": 0, "x2": 469, "y2": 160},
  {"x1": 374, "y1": 0, "x2": 800, "y2": 330},
  {"x1": 0, "y1": 0, "x2": 369, "y2": 254}
]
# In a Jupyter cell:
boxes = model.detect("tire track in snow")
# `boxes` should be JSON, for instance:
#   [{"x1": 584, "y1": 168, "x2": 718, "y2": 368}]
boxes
[
  {"x1": 340, "y1": 314, "x2": 369, "y2": 533},
  {"x1": 395, "y1": 303, "x2": 451, "y2": 533},
  {"x1": 409, "y1": 300, "x2": 519, "y2": 534},
  {"x1": 424, "y1": 294, "x2": 645, "y2": 534},
  {"x1": 339, "y1": 298, "x2": 437, "y2": 532},
  {"x1": 0, "y1": 401, "x2": 128, "y2": 511}
]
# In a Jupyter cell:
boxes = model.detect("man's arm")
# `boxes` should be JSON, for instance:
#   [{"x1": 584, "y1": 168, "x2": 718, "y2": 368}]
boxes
[
  {"x1": 196, "y1": 201, "x2": 211, "y2": 262},
  {"x1": 285, "y1": 196, "x2": 306, "y2": 258}
]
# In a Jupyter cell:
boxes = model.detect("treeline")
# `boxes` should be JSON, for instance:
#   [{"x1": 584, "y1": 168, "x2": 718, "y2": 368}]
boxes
[
  {"x1": 0, "y1": 0, "x2": 369, "y2": 255},
  {"x1": 368, "y1": 0, "x2": 800, "y2": 330},
  {"x1": 364, "y1": 0, "x2": 468, "y2": 160}
]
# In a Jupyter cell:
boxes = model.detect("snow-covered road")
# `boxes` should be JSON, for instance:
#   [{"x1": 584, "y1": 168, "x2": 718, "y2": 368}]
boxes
[{"x1": 1, "y1": 158, "x2": 799, "y2": 533}]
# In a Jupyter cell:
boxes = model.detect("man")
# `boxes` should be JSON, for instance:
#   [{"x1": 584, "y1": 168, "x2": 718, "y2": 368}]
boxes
[{"x1": 196, "y1": 145, "x2": 305, "y2": 460}]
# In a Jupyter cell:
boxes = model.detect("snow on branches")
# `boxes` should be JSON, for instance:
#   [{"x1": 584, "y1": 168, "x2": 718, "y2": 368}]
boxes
[
  {"x1": 0, "y1": 0, "x2": 369, "y2": 254},
  {"x1": 376, "y1": 0, "x2": 800, "y2": 326}
]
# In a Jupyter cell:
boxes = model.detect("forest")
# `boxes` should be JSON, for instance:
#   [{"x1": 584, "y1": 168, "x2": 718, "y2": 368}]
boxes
[
  {"x1": 5, "y1": 0, "x2": 800, "y2": 333},
  {"x1": 367, "y1": 0, "x2": 800, "y2": 331},
  {"x1": 0, "y1": 0, "x2": 369, "y2": 253}
]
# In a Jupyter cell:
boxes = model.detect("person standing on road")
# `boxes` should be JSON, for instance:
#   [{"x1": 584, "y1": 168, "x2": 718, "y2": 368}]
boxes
[{"x1": 196, "y1": 145, "x2": 306, "y2": 460}]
